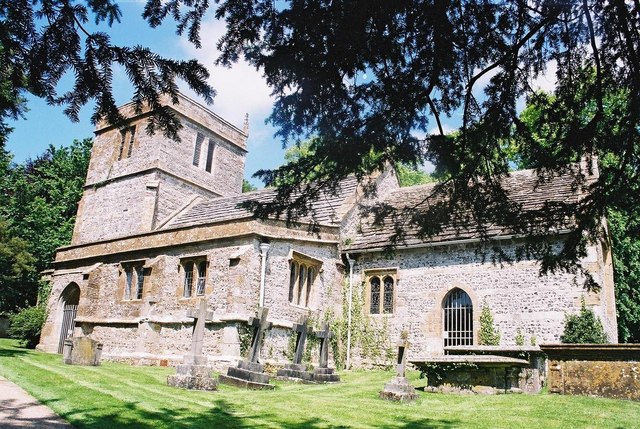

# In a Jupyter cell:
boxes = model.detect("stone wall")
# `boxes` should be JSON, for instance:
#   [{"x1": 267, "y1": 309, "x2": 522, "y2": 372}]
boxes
[
  {"x1": 348, "y1": 238, "x2": 615, "y2": 366},
  {"x1": 542, "y1": 344, "x2": 640, "y2": 401}
]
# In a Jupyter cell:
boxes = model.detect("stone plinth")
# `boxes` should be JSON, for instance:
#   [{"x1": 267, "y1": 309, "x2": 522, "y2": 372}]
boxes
[
  {"x1": 379, "y1": 377, "x2": 418, "y2": 402},
  {"x1": 219, "y1": 360, "x2": 275, "y2": 390},
  {"x1": 63, "y1": 337, "x2": 103, "y2": 366},
  {"x1": 276, "y1": 363, "x2": 314, "y2": 383},
  {"x1": 312, "y1": 367, "x2": 340, "y2": 383},
  {"x1": 167, "y1": 364, "x2": 218, "y2": 391}
]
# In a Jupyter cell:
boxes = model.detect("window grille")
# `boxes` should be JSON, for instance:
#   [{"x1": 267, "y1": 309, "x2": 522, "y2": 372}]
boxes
[
  {"x1": 135, "y1": 267, "x2": 144, "y2": 299},
  {"x1": 183, "y1": 262, "x2": 194, "y2": 298},
  {"x1": 370, "y1": 277, "x2": 381, "y2": 314},
  {"x1": 196, "y1": 261, "x2": 207, "y2": 295},
  {"x1": 443, "y1": 288, "x2": 473, "y2": 347},
  {"x1": 193, "y1": 132, "x2": 204, "y2": 166}
]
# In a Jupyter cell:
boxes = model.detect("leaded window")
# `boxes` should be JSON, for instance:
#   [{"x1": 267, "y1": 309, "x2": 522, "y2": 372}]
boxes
[
  {"x1": 443, "y1": 288, "x2": 473, "y2": 347},
  {"x1": 366, "y1": 269, "x2": 397, "y2": 315},
  {"x1": 183, "y1": 262, "x2": 194, "y2": 298},
  {"x1": 135, "y1": 266, "x2": 144, "y2": 299},
  {"x1": 196, "y1": 261, "x2": 207, "y2": 296},
  {"x1": 125, "y1": 268, "x2": 133, "y2": 300}
]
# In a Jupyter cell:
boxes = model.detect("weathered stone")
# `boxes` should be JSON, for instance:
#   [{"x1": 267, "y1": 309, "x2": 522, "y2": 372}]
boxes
[
  {"x1": 63, "y1": 337, "x2": 103, "y2": 366},
  {"x1": 379, "y1": 377, "x2": 418, "y2": 402}
]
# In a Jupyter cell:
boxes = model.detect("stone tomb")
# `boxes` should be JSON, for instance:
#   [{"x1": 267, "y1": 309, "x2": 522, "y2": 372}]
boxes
[
  {"x1": 219, "y1": 307, "x2": 275, "y2": 390},
  {"x1": 380, "y1": 335, "x2": 418, "y2": 401},
  {"x1": 167, "y1": 300, "x2": 218, "y2": 391},
  {"x1": 312, "y1": 323, "x2": 340, "y2": 383},
  {"x1": 63, "y1": 336, "x2": 103, "y2": 366},
  {"x1": 277, "y1": 315, "x2": 314, "y2": 382}
]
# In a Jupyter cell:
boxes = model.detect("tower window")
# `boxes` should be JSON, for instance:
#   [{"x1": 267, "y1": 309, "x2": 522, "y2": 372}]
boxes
[
  {"x1": 193, "y1": 132, "x2": 204, "y2": 167},
  {"x1": 205, "y1": 139, "x2": 215, "y2": 173}
]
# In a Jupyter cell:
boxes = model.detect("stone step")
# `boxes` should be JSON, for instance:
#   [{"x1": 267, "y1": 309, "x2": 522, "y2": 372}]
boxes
[
  {"x1": 226, "y1": 366, "x2": 270, "y2": 385},
  {"x1": 218, "y1": 374, "x2": 275, "y2": 390}
]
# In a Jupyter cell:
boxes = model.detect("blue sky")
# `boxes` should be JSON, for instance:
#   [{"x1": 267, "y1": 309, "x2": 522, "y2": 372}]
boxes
[
  {"x1": 6, "y1": 2, "x2": 556, "y2": 186},
  {"x1": 6, "y1": 2, "x2": 281, "y2": 187}
]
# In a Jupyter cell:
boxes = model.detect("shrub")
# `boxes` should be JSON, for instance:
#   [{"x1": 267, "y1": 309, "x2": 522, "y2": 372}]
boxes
[
  {"x1": 478, "y1": 302, "x2": 500, "y2": 345},
  {"x1": 561, "y1": 300, "x2": 608, "y2": 344},
  {"x1": 515, "y1": 328, "x2": 525, "y2": 346},
  {"x1": 8, "y1": 306, "x2": 46, "y2": 348}
]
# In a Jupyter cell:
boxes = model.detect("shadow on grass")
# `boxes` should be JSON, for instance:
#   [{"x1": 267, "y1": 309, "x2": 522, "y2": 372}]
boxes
[
  {"x1": 38, "y1": 396, "x2": 460, "y2": 429},
  {"x1": 0, "y1": 346, "x2": 31, "y2": 358}
]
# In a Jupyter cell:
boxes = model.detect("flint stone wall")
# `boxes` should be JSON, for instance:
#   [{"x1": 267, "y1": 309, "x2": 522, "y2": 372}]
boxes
[{"x1": 349, "y1": 239, "x2": 616, "y2": 367}]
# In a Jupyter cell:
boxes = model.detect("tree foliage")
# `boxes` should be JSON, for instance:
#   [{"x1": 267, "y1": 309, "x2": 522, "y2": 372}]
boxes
[
  {"x1": 0, "y1": 0, "x2": 213, "y2": 141},
  {"x1": 8, "y1": 305, "x2": 47, "y2": 348},
  {"x1": 0, "y1": 139, "x2": 91, "y2": 313},
  {"x1": 561, "y1": 300, "x2": 608, "y2": 344},
  {"x1": 478, "y1": 301, "x2": 500, "y2": 346}
]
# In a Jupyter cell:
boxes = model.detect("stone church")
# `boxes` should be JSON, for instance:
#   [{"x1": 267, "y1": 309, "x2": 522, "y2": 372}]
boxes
[{"x1": 37, "y1": 94, "x2": 618, "y2": 368}]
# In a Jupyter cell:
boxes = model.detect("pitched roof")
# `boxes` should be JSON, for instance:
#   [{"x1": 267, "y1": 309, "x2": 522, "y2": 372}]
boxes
[
  {"x1": 344, "y1": 167, "x2": 590, "y2": 252},
  {"x1": 160, "y1": 175, "x2": 360, "y2": 230}
]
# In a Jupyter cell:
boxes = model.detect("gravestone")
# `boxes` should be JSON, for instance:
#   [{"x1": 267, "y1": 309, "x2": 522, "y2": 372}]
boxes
[
  {"x1": 219, "y1": 307, "x2": 275, "y2": 390},
  {"x1": 276, "y1": 315, "x2": 314, "y2": 382},
  {"x1": 312, "y1": 323, "x2": 340, "y2": 382},
  {"x1": 62, "y1": 336, "x2": 103, "y2": 366},
  {"x1": 379, "y1": 333, "x2": 417, "y2": 401},
  {"x1": 167, "y1": 300, "x2": 218, "y2": 390}
]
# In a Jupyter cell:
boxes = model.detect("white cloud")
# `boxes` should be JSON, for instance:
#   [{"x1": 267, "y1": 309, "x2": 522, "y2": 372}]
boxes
[
  {"x1": 530, "y1": 59, "x2": 557, "y2": 92},
  {"x1": 178, "y1": 17, "x2": 274, "y2": 129}
]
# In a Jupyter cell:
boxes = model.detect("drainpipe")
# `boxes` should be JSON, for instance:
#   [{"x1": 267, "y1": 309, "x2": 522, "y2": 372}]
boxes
[
  {"x1": 345, "y1": 253, "x2": 355, "y2": 370},
  {"x1": 259, "y1": 242, "x2": 271, "y2": 307}
]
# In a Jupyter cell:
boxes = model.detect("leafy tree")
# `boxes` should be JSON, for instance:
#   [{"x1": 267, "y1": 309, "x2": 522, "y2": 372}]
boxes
[
  {"x1": 478, "y1": 302, "x2": 500, "y2": 346},
  {"x1": 8, "y1": 305, "x2": 46, "y2": 348},
  {"x1": 561, "y1": 300, "x2": 608, "y2": 344},
  {"x1": 242, "y1": 179, "x2": 257, "y2": 193},
  {"x1": 396, "y1": 164, "x2": 435, "y2": 187},
  {"x1": 0, "y1": 0, "x2": 213, "y2": 142},
  {"x1": 0, "y1": 217, "x2": 37, "y2": 313}
]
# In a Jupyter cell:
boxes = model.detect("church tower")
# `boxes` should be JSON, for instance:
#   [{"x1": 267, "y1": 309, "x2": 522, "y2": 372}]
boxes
[{"x1": 71, "y1": 94, "x2": 248, "y2": 245}]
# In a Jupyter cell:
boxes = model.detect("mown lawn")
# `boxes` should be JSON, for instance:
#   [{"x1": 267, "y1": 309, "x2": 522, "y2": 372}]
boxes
[{"x1": 0, "y1": 339, "x2": 638, "y2": 429}]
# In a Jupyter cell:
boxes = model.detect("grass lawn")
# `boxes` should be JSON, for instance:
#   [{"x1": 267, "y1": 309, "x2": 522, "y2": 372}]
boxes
[{"x1": 1, "y1": 339, "x2": 639, "y2": 428}]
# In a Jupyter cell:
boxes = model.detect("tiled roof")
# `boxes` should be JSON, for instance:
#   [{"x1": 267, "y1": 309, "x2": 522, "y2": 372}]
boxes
[
  {"x1": 161, "y1": 176, "x2": 360, "y2": 230},
  {"x1": 344, "y1": 167, "x2": 588, "y2": 251}
]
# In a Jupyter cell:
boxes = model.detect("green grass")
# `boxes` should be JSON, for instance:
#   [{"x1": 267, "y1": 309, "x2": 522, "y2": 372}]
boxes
[{"x1": 1, "y1": 339, "x2": 639, "y2": 429}]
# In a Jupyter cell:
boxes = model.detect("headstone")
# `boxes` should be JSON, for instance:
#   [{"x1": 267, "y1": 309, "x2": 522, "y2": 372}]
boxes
[
  {"x1": 62, "y1": 336, "x2": 103, "y2": 366},
  {"x1": 167, "y1": 300, "x2": 218, "y2": 391},
  {"x1": 379, "y1": 333, "x2": 417, "y2": 401},
  {"x1": 219, "y1": 307, "x2": 275, "y2": 390},
  {"x1": 312, "y1": 323, "x2": 340, "y2": 382},
  {"x1": 276, "y1": 315, "x2": 314, "y2": 382}
]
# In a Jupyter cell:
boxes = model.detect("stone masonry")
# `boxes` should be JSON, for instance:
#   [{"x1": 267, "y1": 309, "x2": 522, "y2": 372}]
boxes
[{"x1": 38, "y1": 94, "x2": 618, "y2": 374}]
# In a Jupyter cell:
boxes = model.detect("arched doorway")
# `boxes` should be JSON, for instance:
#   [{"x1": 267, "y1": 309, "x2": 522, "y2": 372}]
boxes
[
  {"x1": 57, "y1": 283, "x2": 80, "y2": 353},
  {"x1": 443, "y1": 288, "x2": 473, "y2": 347}
]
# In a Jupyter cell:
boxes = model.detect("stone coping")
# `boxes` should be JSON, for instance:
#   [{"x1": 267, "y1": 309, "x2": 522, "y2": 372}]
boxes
[
  {"x1": 410, "y1": 354, "x2": 530, "y2": 366},
  {"x1": 540, "y1": 343, "x2": 640, "y2": 361},
  {"x1": 445, "y1": 345, "x2": 543, "y2": 353},
  {"x1": 75, "y1": 315, "x2": 295, "y2": 329}
]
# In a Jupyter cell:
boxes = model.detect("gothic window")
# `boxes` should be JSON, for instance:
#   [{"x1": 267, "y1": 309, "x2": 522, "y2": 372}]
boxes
[
  {"x1": 181, "y1": 257, "x2": 207, "y2": 298},
  {"x1": 205, "y1": 139, "x2": 215, "y2": 173},
  {"x1": 443, "y1": 288, "x2": 473, "y2": 347},
  {"x1": 288, "y1": 251, "x2": 322, "y2": 308},
  {"x1": 365, "y1": 269, "x2": 397, "y2": 315},
  {"x1": 121, "y1": 261, "x2": 145, "y2": 300},
  {"x1": 193, "y1": 132, "x2": 204, "y2": 166}
]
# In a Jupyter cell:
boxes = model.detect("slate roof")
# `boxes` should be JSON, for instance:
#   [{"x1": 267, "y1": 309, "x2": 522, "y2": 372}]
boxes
[
  {"x1": 344, "y1": 167, "x2": 589, "y2": 252},
  {"x1": 161, "y1": 175, "x2": 360, "y2": 230}
]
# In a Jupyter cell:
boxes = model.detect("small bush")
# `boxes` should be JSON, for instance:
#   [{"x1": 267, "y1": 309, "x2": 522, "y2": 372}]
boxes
[
  {"x1": 478, "y1": 302, "x2": 500, "y2": 346},
  {"x1": 8, "y1": 306, "x2": 46, "y2": 348},
  {"x1": 561, "y1": 301, "x2": 607, "y2": 344},
  {"x1": 515, "y1": 328, "x2": 525, "y2": 346}
]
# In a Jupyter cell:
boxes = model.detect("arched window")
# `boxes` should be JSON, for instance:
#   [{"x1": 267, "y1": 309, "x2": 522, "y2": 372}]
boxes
[
  {"x1": 370, "y1": 276, "x2": 381, "y2": 314},
  {"x1": 443, "y1": 288, "x2": 473, "y2": 347}
]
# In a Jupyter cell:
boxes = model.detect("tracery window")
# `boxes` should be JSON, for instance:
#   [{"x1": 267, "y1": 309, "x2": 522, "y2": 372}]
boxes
[
  {"x1": 288, "y1": 251, "x2": 321, "y2": 308},
  {"x1": 365, "y1": 269, "x2": 397, "y2": 315}
]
